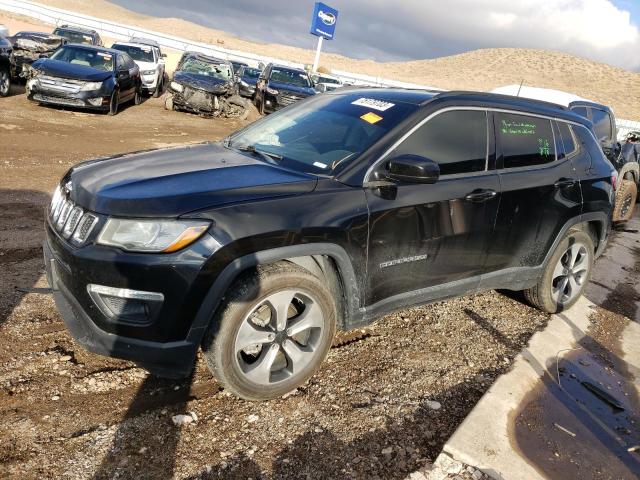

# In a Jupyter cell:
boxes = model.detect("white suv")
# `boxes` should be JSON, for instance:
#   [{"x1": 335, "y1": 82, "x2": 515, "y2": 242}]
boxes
[{"x1": 111, "y1": 38, "x2": 166, "y2": 97}]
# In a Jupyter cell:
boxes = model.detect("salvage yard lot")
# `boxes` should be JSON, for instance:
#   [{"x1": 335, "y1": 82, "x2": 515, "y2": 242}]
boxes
[{"x1": 0, "y1": 90, "x2": 558, "y2": 479}]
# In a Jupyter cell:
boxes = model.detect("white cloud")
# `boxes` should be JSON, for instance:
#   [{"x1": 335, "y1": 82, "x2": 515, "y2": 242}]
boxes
[{"x1": 113, "y1": 0, "x2": 640, "y2": 69}]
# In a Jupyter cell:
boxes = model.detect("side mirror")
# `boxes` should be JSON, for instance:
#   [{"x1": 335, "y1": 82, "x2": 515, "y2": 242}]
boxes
[
  {"x1": 386, "y1": 155, "x2": 440, "y2": 184},
  {"x1": 161, "y1": 53, "x2": 167, "y2": 58}
]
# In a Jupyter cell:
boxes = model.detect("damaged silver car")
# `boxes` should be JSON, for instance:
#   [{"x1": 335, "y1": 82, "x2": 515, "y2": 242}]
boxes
[
  {"x1": 8, "y1": 31, "x2": 66, "y2": 78},
  {"x1": 165, "y1": 52, "x2": 250, "y2": 118}
]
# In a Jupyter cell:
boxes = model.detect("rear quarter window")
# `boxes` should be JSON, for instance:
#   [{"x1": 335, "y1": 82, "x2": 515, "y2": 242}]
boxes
[
  {"x1": 392, "y1": 110, "x2": 488, "y2": 176},
  {"x1": 496, "y1": 113, "x2": 555, "y2": 169},
  {"x1": 556, "y1": 121, "x2": 579, "y2": 159}
]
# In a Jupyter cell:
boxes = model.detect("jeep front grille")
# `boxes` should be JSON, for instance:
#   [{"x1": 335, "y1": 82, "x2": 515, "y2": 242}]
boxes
[{"x1": 49, "y1": 186, "x2": 98, "y2": 245}]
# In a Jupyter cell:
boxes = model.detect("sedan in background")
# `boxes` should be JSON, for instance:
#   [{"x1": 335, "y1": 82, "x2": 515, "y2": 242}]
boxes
[{"x1": 26, "y1": 44, "x2": 142, "y2": 115}]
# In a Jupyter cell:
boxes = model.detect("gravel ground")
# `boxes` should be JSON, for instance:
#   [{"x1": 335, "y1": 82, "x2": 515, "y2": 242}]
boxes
[{"x1": 2, "y1": 82, "x2": 553, "y2": 479}]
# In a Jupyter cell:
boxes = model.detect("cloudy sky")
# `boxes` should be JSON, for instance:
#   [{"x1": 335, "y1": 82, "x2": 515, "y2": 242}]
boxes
[{"x1": 113, "y1": 0, "x2": 640, "y2": 70}]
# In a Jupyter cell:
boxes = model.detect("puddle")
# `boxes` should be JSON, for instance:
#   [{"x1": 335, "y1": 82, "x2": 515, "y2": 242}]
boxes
[{"x1": 511, "y1": 308, "x2": 640, "y2": 479}]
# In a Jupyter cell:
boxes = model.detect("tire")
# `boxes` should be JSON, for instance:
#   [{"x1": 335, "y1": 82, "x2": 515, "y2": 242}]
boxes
[
  {"x1": 153, "y1": 74, "x2": 163, "y2": 98},
  {"x1": 202, "y1": 262, "x2": 336, "y2": 401},
  {"x1": 133, "y1": 86, "x2": 142, "y2": 105},
  {"x1": 258, "y1": 94, "x2": 265, "y2": 115},
  {"x1": 612, "y1": 179, "x2": 637, "y2": 222},
  {"x1": 108, "y1": 90, "x2": 119, "y2": 116},
  {"x1": 0, "y1": 68, "x2": 10, "y2": 97},
  {"x1": 164, "y1": 95, "x2": 174, "y2": 111},
  {"x1": 523, "y1": 229, "x2": 594, "y2": 313}
]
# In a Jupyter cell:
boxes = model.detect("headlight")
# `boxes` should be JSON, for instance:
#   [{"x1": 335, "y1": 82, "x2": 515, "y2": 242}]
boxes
[
  {"x1": 97, "y1": 218, "x2": 210, "y2": 253},
  {"x1": 142, "y1": 70, "x2": 156, "y2": 76},
  {"x1": 80, "y1": 81, "x2": 103, "y2": 91},
  {"x1": 170, "y1": 81, "x2": 184, "y2": 93},
  {"x1": 266, "y1": 86, "x2": 279, "y2": 95}
]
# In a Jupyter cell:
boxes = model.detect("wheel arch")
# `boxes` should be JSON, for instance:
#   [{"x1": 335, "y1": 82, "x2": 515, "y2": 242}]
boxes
[
  {"x1": 186, "y1": 243, "x2": 363, "y2": 347},
  {"x1": 619, "y1": 162, "x2": 640, "y2": 184}
]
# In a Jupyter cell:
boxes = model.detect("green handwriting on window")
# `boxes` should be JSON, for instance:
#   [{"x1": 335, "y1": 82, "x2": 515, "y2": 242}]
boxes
[
  {"x1": 501, "y1": 119, "x2": 537, "y2": 136},
  {"x1": 538, "y1": 138, "x2": 551, "y2": 157}
]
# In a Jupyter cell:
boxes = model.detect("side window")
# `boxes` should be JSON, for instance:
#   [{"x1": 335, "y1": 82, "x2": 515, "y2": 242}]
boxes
[
  {"x1": 591, "y1": 108, "x2": 613, "y2": 142},
  {"x1": 116, "y1": 54, "x2": 125, "y2": 70},
  {"x1": 392, "y1": 110, "x2": 487, "y2": 176},
  {"x1": 556, "y1": 121, "x2": 579, "y2": 159},
  {"x1": 497, "y1": 113, "x2": 555, "y2": 169}
]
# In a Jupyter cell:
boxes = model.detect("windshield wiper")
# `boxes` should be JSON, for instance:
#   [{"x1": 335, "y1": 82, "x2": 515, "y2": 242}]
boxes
[{"x1": 233, "y1": 144, "x2": 283, "y2": 165}]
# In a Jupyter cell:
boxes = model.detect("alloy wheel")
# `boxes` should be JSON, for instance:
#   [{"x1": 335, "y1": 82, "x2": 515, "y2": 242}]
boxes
[
  {"x1": 551, "y1": 240, "x2": 590, "y2": 305},
  {"x1": 233, "y1": 289, "x2": 325, "y2": 386}
]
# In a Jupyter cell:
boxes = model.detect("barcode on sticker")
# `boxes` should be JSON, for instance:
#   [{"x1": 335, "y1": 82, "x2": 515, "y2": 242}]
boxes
[{"x1": 351, "y1": 98, "x2": 395, "y2": 111}]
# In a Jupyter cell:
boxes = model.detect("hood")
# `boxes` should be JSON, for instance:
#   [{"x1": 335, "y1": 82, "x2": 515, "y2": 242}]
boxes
[
  {"x1": 67, "y1": 142, "x2": 318, "y2": 217},
  {"x1": 173, "y1": 71, "x2": 233, "y2": 93},
  {"x1": 267, "y1": 80, "x2": 315, "y2": 96},
  {"x1": 33, "y1": 58, "x2": 113, "y2": 81},
  {"x1": 135, "y1": 60, "x2": 157, "y2": 72}
]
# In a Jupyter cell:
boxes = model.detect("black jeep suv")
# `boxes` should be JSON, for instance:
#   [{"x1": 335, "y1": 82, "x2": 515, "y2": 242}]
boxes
[
  {"x1": 43, "y1": 89, "x2": 615, "y2": 400},
  {"x1": 254, "y1": 63, "x2": 315, "y2": 114}
]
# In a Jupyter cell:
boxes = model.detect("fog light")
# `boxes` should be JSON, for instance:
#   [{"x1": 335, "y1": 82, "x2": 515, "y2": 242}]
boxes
[
  {"x1": 87, "y1": 284, "x2": 164, "y2": 325},
  {"x1": 88, "y1": 97, "x2": 103, "y2": 106}
]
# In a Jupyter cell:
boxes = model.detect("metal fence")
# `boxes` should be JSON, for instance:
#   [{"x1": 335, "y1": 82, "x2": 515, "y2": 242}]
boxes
[{"x1": 0, "y1": 0, "x2": 637, "y2": 128}]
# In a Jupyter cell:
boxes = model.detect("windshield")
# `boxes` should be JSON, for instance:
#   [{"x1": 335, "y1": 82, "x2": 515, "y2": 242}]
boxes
[
  {"x1": 53, "y1": 29, "x2": 94, "y2": 45},
  {"x1": 228, "y1": 93, "x2": 417, "y2": 175},
  {"x1": 50, "y1": 46, "x2": 114, "y2": 71},
  {"x1": 242, "y1": 67, "x2": 261, "y2": 79},
  {"x1": 112, "y1": 44, "x2": 154, "y2": 63},
  {"x1": 270, "y1": 68, "x2": 311, "y2": 88},
  {"x1": 180, "y1": 57, "x2": 233, "y2": 81},
  {"x1": 319, "y1": 76, "x2": 340, "y2": 84}
]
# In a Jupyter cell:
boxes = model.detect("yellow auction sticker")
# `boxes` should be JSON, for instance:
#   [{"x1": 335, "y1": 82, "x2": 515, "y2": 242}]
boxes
[{"x1": 361, "y1": 112, "x2": 383, "y2": 124}]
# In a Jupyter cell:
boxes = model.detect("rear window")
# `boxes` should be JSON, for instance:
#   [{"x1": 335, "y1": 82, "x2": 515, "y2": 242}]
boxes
[
  {"x1": 591, "y1": 108, "x2": 613, "y2": 141},
  {"x1": 392, "y1": 110, "x2": 488, "y2": 176},
  {"x1": 497, "y1": 113, "x2": 556, "y2": 169}
]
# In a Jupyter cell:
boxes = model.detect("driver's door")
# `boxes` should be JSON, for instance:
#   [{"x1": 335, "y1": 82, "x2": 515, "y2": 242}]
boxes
[{"x1": 365, "y1": 109, "x2": 501, "y2": 306}]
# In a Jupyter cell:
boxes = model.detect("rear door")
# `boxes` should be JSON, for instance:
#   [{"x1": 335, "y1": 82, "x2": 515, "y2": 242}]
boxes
[
  {"x1": 484, "y1": 112, "x2": 582, "y2": 273},
  {"x1": 365, "y1": 109, "x2": 501, "y2": 305}
]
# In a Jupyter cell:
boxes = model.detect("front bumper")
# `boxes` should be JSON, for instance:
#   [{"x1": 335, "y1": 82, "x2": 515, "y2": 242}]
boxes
[
  {"x1": 28, "y1": 83, "x2": 111, "y2": 111},
  {"x1": 141, "y1": 73, "x2": 158, "y2": 91},
  {"x1": 43, "y1": 221, "x2": 219, "y2": 377}
]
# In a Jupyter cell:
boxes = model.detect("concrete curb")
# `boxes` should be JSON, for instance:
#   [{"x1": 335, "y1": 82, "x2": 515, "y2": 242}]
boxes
[{"x1": 430, "y1": 297, "x2": 597, "y2": 480}]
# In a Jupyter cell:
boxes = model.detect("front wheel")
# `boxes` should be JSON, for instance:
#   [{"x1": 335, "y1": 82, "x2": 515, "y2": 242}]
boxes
[
  {"x1": 133, "y1": 86, "x2": 142, "y2": 105},
  {"x1": 108, "y1": 90, "x2": 119, "y2": 115},
  {"x1": 202, "y1": 262, "x2": 336, "y2": 401},
  {"x1": 0, "y1": 68, "x2": 10, "y2": 97},
  {"x1": 523, "y1": 229, "x2": 594, "y2": 313},
  {"x1": 153, "y1": 75, "x2": 163, "y2": 98}
]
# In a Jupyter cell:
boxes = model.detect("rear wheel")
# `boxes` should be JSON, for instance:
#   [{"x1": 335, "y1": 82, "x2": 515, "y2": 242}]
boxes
[
  {"x1": 523, "y1": 230, "x2": 594, "y2": 313},
  {"x1": 612, "y1": 179, "x2": 637, "y2": 222},
  {"x1": 0, "y1": 68, "x2": 10, "y2": 97},
  {"x1": 202, "y1": 262, "x2": 336, "y2": 401}
]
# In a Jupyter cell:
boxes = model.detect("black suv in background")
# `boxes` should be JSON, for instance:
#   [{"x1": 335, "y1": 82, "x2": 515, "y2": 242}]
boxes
[
  {"x1": 254, "y1": 63, "x2": 315, "y2": 114},
  {"x1": 237, "y1": 65, "x2": 261, "y2": 98},
  {"x1": 53, "y1": 25, "x2": 103, "y2": 46},
  {"x1": 44, "y1": 89, "x2": 614, "y2": 400},
  {"x1": 568, "y1": 101, "x2": 638, "y2": 221}
]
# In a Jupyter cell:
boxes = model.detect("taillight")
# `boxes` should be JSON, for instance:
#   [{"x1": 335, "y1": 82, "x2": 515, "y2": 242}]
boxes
[{"x1": 611, "y1": 171, "x2": 618, "y2": 191}]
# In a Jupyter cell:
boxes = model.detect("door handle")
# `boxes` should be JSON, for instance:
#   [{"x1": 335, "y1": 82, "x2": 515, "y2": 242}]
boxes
[
  {"x1": 465, "y1": 189, "x2": 497, "y2": 202},
  {"x1": 554, "y1": 178, "x2": 576, "y2": 188}
]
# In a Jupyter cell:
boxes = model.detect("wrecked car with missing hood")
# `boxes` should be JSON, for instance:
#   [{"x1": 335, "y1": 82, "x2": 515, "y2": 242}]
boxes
[
  {"x1": 165, "y1": 52, "x2": 249, "y2": 118},
  {"x1": 8, "y1": 31, "x2": 66, "y2": 77}
]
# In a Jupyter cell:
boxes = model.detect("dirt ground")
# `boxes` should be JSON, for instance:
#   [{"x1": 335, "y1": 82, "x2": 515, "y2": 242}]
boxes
[{"x1": 0, "y1": 73, "x2": 638, "y2": 479}]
